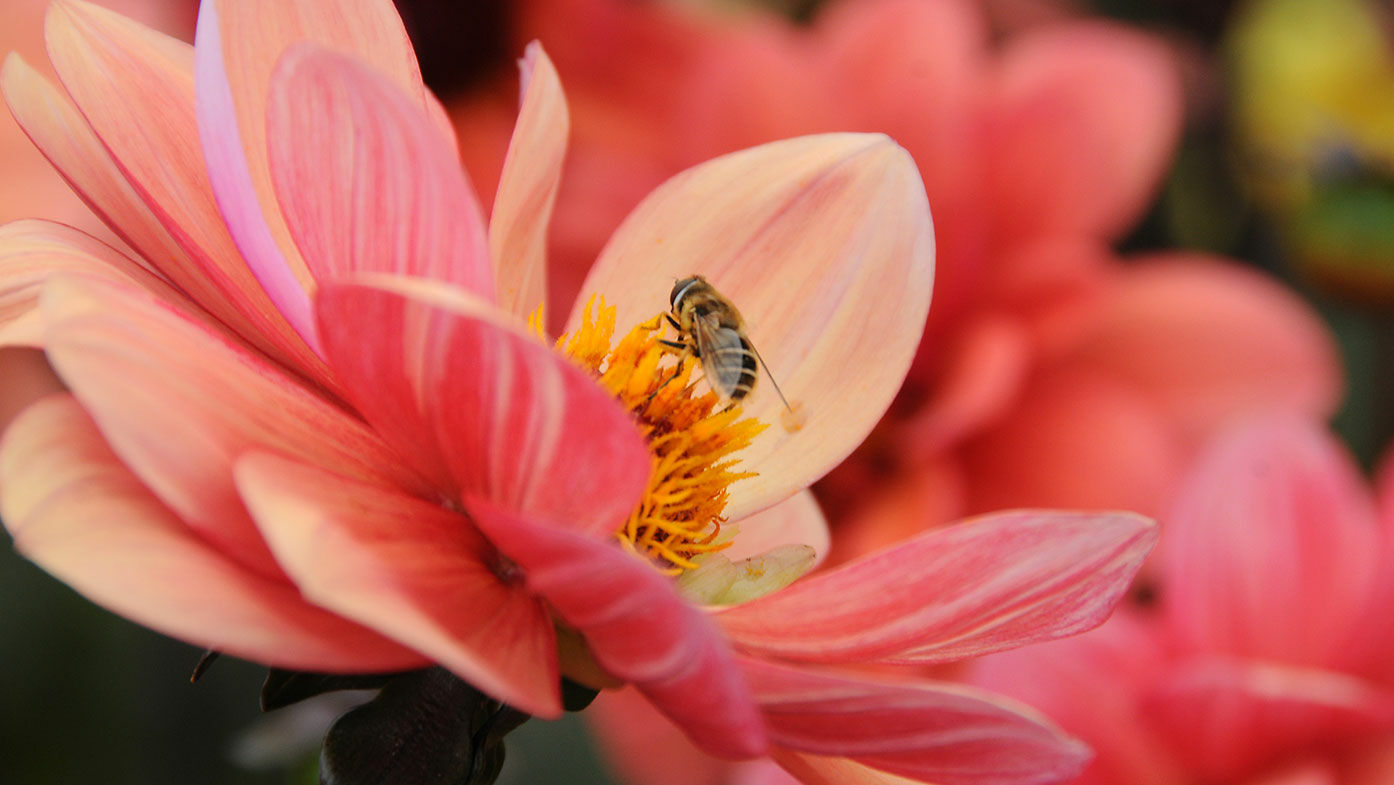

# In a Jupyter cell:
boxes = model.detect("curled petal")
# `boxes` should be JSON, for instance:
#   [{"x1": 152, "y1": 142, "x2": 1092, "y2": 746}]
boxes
[
  {"x1": 0, "y1": 219, "x2": 173, "y2": 347},
  {"x1": 267, "y1": 46, "x2": 492, "y2": 297},
  {"x1": 1161, "y1": 416, "x2": 1381, "y2": 668},
  {"x1": 490, "y1": 41, "x2": 568, "y2": 321},
  {"x1": 41, "y1": 274, "x2": 421, "y2": 578},
  {"x1": 574, "y1": 133, "x2": 934, "y2": 520},
  {"x1": 717, "y1": 510, "x2": 1157, "y2": 664},
  {"x1": 44, "y1": 0, "x2": 321, "y2": 373},
  {"x1": 1145, "y1": 658, "x2": 1394, "y2": 782},
  {"x1": 744, "y1": 658, "x2": 1091, "y2": 785},
  {"x1": 234, "y1": 452, "x2": 559, "y2": 717},
  {"x1": 723, "y1": 489, "x2": 830, "y2": 567},
  {"x1": 469, "y1": 501, "x2": 767, "y2": 759},
  {"x1": 0, "y1": 394, "x2": 422, "y2": 672},
  {"x1": 316, "y1": 276, "x2": 650, "y2": 539},
  {"x1": 194, "y1": 0, "x2": 435, "y2": 345}
]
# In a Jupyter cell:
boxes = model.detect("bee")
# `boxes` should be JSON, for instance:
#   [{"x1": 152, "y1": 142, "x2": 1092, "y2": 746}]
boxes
[{"x1": 662, "y1": 275, "x2": 791, "y2": 410}]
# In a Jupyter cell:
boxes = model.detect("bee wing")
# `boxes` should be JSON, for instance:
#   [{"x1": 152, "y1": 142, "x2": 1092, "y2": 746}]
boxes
[{"x1": 694, "y1": 313, "x2": 757, "y2": 400}]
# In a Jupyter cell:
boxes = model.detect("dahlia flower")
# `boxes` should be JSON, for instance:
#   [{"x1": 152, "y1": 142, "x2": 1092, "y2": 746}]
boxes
[{"x1": 1, "y1": 0, "x2": 1155, "y2": 781}]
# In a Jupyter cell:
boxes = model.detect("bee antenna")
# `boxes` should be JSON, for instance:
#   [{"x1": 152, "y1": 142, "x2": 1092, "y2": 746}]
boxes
[{"x1": 748, "y1": 342, "x2": 793, "y2": 412}]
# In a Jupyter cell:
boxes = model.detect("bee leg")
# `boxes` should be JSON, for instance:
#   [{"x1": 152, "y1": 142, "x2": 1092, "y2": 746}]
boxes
[
  {"x1": 658, "y1": 338, "x2": 696, "y2": 357},
  {"x1": 664, "y1": 313, "x2": 683, "y2": 331}
]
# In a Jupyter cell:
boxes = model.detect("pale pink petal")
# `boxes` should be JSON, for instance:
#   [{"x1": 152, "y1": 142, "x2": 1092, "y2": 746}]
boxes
[
  {"x1": 234, "y1": 452, "x2": 560, "y2": 717},
  {"x1": 267, "y1": 46, "x2": 492, "y2": 297},
  {"x1": 0, "y1": 394, "x2": 424, "y2": 672},
  {"x1": 0, "y1": 348, "x2": 62, "y2": 435},
  {"x1": 44, "y1": 0, "x2": 322, "y2": 375},
  {"x1": 724, "y1": 489, "x2": 829, "y2": 567},
  {"x1": 1071, "y1": 255, "x2": 1343, "y2": 444},
  {"x1": 0, "y1": 219, "x2": 174, "y2": 347},
  {"x1": 960, "y1": 364, "x2": 1184, "y2": 519},
  {"x1": 1161, "y1": 416, "x2": 1381, "y2": 669},
  {"x1": 573, "y1": 133, "x2": 934, "y2": 520},
  {"x1": 986, "y1": 21, "x2": 1182, "y2": 240},
  {"x1": 717, "y1": 510, "x2": 1156, "y2": 665},
  {"x1": 41, "y1": 274, "x2": 423, "y2": 579},
  {"x1": 968, "y1": 613, "x2": 1188, "y2": 785},
  {"x1": 489, "y1": 42, "x2": 567, "y2": 321},
  {"x1": 315, "y1": 276, "x2": 649, "y2": 539},
  {"x1": 744, "y1": 658, "x2": 1091, "y2": 785},
  {"x1": 1144, "y1": 658, "x2": 1394, "y2": 783},
  {"x1": 193, "y1": 0, "x2": 436, "y2": 344},
  {"x1": 469, "y1": 501, "x2": 767, "y2": 759}
]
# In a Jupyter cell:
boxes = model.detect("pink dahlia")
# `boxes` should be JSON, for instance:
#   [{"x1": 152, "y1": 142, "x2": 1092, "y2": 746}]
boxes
[{"x1": 1, "y1": 0, "x2": 1155, "y2": 781}]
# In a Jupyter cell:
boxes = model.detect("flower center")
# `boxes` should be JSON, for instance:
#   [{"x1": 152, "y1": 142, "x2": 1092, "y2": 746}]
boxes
[{"x1": 553, "y1": 296, "x2": 767, "y2": 575}]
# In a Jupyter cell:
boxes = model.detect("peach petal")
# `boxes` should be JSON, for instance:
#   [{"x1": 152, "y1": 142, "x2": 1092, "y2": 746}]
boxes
[
  {"x1": 0, "y1": 348, "x2": 63, "y2": 436},
  {"x1": 44, "y1": 0, "x2": 322, "y2": 375},
  {"x1": 744, "y1": 659, "x2": 1091, "y2": 785},
  {"x1": 1145, "y1": 659, "x2": 1394, "y2": 783},
  {"x1": 315, "y1": 276, "x2": 650, "y2": 540},
  {"x1": 1, "y1": 54, "x2": 268, "y2": 352},
  {"x1": 1161, "y1": 416, "x2": 1381, "y2": 669},
  {"x1": 986, "y1": 21, "x2": 1182, "y2": 240},
  {"x1": 41, "y1": 274, "x2": 422, "y2": 578},
  {"x1": 723, "y1": 489, "x2": 829, "y2": 568},
  {"x1": 193, "y1": 0, "x2": 434, "y2": 343},
  {"x1": 717, "y1": 510, "x2": 1156, "y2": 665},
  {"x1": 267, "y1": 46, "x2": 492, "y2": 298},
  {"x1": 960, "y1": 364, "x2": 1183, "y2": 518},
  {"x1": 469, "y1": 501, "x2": 767, "y2": 759},
  {"x1": 0, "y1": 394, "x2": 423, "y2": 672},
  {"x1": 1071, "y1": 255, "x2": 1343, "y2": 444},
  {"x1": 0, "y1": 219, "x2": 174, "y2": 347},
  {"x1": 573, "y1": 133, "x2": 934, "y2": 520},
  {"x1": 234, "y1": 452, "x2": 560, "y2": 717},
  {"x1": 489, "y1": 42, "x2": 567, "y2": 321}
]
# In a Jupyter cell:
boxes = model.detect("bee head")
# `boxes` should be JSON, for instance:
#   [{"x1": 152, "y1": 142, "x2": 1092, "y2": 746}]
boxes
[{"x1": 670, "y1": 275, "x2": 705, "y2": 309}]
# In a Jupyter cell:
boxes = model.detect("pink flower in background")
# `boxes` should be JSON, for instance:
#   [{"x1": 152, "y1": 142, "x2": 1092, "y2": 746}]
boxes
[
  {"x1": 971, "y1": 417, "x2": 1394, "y2": 785},
  {"x1": 0, "y1": 0, "x2": 1158, "y2": 781},
  {"x1": 452, "y1": 0, "x2": 1342, "y2": 561}
]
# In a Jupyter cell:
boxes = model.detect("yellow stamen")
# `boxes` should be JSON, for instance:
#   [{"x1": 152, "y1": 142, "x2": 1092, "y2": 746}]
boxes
[{"x1": 556, "y1": 295, "x2": 767, "y2": 575}]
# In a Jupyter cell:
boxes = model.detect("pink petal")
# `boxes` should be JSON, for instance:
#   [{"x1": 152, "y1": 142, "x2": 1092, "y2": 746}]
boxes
[
  {"x1": 743, "y1": 658, "x2": 1091, "y2": 785},
  {"x1": 985, "y1": 21, "x2": 1182, "y2": 241},
  {"x1": 573, "y1": 133, "x2": 934, "y2": 521},
  {"x1": 315, "y1": 276, "x2": 650, "y2": 540},
  {"x1": 586, "y1": 687, "x2": 748, "y2": 785},
  {"x1": 43, "y1": 0, "x2": 322, "y2": 375},
  {"x1": 1145, "y1": 658, "x2": 1394, "y2": 783},
  {"x1": 0, "y1": 394, "x2": 424, "y2": 672},
  {"x1": 267, "y1": 45, "x2": 492, "y2": 297},
  {"x1": 959, "y1": 364, "x2": 1184, "y2": 518},
  {"x1": 0, "y1": 219, "x2": 174, "y2": 347},
  {"x1": 1161, "y1": 416, "x2": 1381, "y2": 669},
  {"x1": 469, "y1": 501, "x2": 766, "y2": 759},
  {"x1": 234, "y1": 452, "x2": 560, "y2": 717},
  {"x1": 717, "y1": 510, "x2": 1156, "y2": 665},
  {"x1": 489, "y1": 41, "x2": 568, "y2": 321},
  {"x1": 1070, "y1": 255, "x2": 1343, "y2": 444},
  {"x1": 724, "y1": 489, "x2": 830, "y2": 568},
  {"x1": 968, "y1": 612, "x2": 1188, "y2": 785},
  {"x1": 193, "y1": 0, "x2": 436, "y2": 345},
  {"x1": 41, "y1": 273, "x2": 423, "y2": 579}
]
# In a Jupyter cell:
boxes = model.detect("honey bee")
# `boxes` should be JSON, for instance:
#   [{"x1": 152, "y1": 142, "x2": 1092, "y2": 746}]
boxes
[{"x1": 663, "y1": 275, "x2": 791, "y2": 410}]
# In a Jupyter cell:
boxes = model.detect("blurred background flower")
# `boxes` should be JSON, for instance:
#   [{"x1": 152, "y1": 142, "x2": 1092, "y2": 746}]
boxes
[{"x1": 2, "y1": 0, "x2": 1392, "y2": 784}]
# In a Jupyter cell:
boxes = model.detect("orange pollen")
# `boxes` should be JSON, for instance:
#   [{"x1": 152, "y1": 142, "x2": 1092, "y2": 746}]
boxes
[{"x1": 555, "y1": 295, "x2": 768, "y2": 575}]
